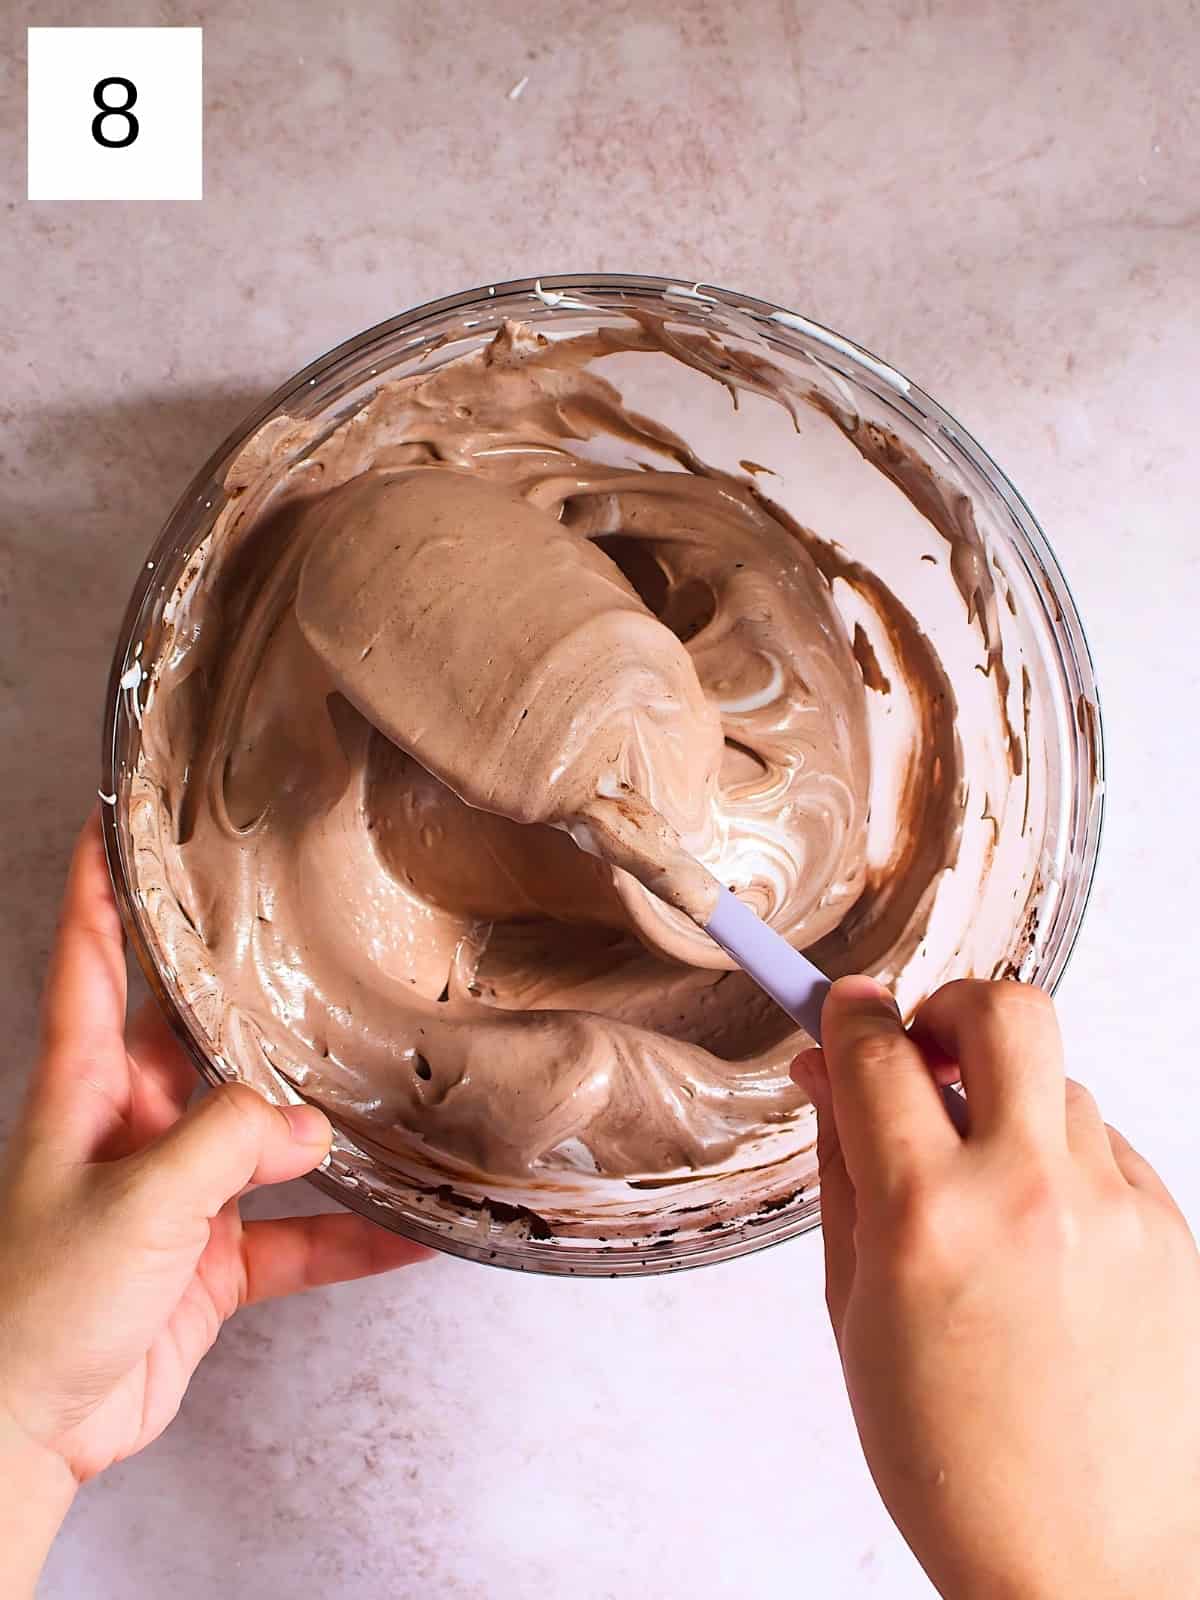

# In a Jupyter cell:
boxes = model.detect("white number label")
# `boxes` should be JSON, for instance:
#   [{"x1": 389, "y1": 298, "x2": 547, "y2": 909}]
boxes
[{"x1": 28, "y1": 28, "x2": 202, "y2": 201}]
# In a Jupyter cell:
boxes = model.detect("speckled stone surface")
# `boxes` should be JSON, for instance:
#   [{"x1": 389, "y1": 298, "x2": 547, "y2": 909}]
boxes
[{"x1": 3, "y1": 0, "x2": 1198, "y2": 1594}]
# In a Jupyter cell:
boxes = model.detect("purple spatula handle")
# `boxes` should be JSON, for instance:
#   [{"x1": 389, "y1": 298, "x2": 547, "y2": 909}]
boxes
[
  {"x1": 704, "y1": 886, "x2": 968, "y2": 1133},
  {"x1": 705, "y1": 886, "x2": 831, "y2": 1041}
]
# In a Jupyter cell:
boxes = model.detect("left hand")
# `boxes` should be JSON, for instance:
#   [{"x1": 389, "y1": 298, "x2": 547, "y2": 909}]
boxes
[{"x1": 0, "y1": 813, "x2": 429, "y2": 1493}]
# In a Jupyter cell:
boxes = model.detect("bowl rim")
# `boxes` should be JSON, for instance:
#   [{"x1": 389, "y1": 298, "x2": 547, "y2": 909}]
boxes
[{"x1": 100, "y1": 271, "x2": 1106, "y2": 1277}]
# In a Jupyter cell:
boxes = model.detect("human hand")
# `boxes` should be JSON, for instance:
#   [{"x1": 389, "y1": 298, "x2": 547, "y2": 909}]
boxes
[
  {"x1": 0, "y1": 816, "x2": 429, "y2": 1590},
  {"x1": 794, "y1": 976, "x2": 1200, "y2": 1600}
]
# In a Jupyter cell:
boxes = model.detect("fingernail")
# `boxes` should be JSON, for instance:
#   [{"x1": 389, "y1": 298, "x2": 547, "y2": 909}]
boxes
[
  {"x1": 790, "y1": 1047, "x2": 827, "y2": 1102},
  {"x1": 830, "y1": 974, "x2": 899, "y2": 1014},
  {"x1": 283, "y1": 1103, "x2": 332, "y2": 1146},
  {"x1": 790, "y1": 1047, "x2": 817, "y2": 1089}
]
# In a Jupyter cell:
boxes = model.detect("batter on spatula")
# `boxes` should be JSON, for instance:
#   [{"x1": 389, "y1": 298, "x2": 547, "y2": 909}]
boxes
[{"x1": 295, "y1": 467, "x2": 726, "y2": 941}]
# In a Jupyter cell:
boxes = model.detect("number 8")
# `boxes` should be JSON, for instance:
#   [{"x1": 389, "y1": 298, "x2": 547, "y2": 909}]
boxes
[{"x1": 92, "y1": 77, "x2": 139, "y2": 149}]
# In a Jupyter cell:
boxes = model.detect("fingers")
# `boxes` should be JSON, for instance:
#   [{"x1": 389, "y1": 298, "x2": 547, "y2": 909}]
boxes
[
  {"x1": 125, "y1": 999, "x2": 202, "y2": 1139},
  {"x1": 40, "y1": 812, "x2": 127, "y2": 1056},
  {"x1": 239, "y1": 1213, "x2": 433, "y2": 1304},
  {"x1": 1064, "y1": 1078, "x2": 1119, "y2": 1170},
  {"x1": 913, "y1": 980, "x2": 1065, "y2": 1147},
  {"x1": 792, "y1": 1048, "x2": 856, "y2": 1335},
  {"x1": 1066, "y1": 1086, "x2": 1178, "y2": 1214},
  {"x1": 1105, "y1": 1123, "x2": 1179, "y2": 1207},
  {"x1": 819, "y1": 976, "x2": 960, "y2": 1198},
  {"x1": 31, "y1": 813, "x2": 132, "y2": 1156},
  {"x1": 134, "y1": 1083, "x2": 333, "y2": 1222}
]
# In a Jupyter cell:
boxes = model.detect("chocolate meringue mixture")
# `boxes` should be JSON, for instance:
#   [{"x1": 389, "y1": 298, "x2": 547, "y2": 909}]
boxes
[{"x1": 129, "y1": 315, "x2": 1025, "y2": 1189}]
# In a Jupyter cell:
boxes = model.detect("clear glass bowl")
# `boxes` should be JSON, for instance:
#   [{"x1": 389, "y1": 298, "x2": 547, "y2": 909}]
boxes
[{"x1": 101, "y1": 274, "x2": 1105, "y2": 1276}]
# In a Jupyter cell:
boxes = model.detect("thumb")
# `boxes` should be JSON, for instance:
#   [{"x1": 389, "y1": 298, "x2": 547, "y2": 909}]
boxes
[
  {"x1": 134, "y1": 1083, "x2": 332, "y2": 1221},
  {"x1": 793, "y1": 1048, "x2": 857, "y2": 1338}
]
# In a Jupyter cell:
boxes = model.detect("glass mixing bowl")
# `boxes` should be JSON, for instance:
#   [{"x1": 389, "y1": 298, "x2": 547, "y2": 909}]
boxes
[{"x1": 101, "y1": 274, "x2": 1104, "y2": 1276}]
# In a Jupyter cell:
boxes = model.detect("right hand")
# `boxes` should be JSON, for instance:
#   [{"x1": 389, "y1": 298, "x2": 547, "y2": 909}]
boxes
[{"x1": 794, "y1": 976, "x2": 1200, "y2": 1599}]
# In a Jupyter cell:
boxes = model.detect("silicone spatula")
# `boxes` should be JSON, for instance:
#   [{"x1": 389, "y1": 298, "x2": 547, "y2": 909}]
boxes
[{"x1": 704, "y1": 883, "x2": 969, "y2": 1133}]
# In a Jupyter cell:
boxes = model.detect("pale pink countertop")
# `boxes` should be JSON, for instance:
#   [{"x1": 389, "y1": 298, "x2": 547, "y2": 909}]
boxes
[{"x1": 3, "y1": 1, "x2": 1197, "y2": 1593}]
